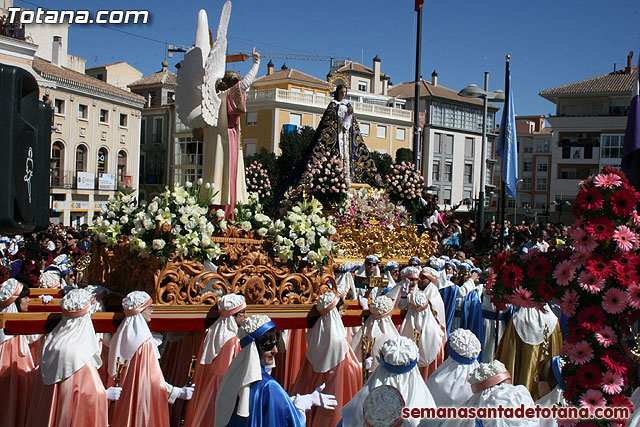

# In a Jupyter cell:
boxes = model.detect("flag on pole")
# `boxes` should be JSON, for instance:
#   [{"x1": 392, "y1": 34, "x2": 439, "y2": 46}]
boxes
[
  {"x1": 622, "y1": 52, "x2": 640, "y2": 190},
  {"x1": 415, "y1": 0, "x2": 424, "y2": 11},
  {"x1": 496, "y1": 57, "x2": 518, "y2": 200}
]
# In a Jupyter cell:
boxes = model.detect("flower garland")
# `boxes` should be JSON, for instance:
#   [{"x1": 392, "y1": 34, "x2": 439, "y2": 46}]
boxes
[
  {"x1": 384, "y1": 161, "x2": 424, "y2": 215},
  {"x1": 268, "y1": 197, "x2": 337, "y2": 268},
  {"x1": 332, "y1": 187, "x2": 409, "y2": 230},
  {"x1": 245, "y1": 161, "x2": 272, "y2": 203},
  {"x1": 558, "y1": 168, "x2": 640, "y2": 426},
  {"x1": 302, "y1": 152, "x2": 348, "y2": 209},
  {"x1": 234, "y1": 192, "x2": 273, "y2": 238},
  {"x1": 92, "y1": 189, "x2": 139, "y2": 247},
  {"x1": 129, "y1": 180, "x2": 224, "y2": 262}
]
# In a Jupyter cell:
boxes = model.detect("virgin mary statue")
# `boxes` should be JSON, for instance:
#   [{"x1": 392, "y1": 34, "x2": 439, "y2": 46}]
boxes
[{"x1": 309, "y1": 84, "x2": 384, "y2": 187}]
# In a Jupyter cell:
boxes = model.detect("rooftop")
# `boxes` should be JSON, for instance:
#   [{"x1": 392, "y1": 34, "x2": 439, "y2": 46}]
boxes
[
  {"x1": 388, "y1": 80, "x2": 500, "y2": 110},
  {"x1": 254, "y1": 68, "x2": 329, "y2": 89},
  {"x1": 334, "y1": 61, "x2": 389, "y2": 78},
  {"x1": 128, "y1": 65, "x2": 177, "y2": 87},
  {"x1": 33, "y1": 57, "x2": 145, "y2": 104},
  {"x1": 540, "y1": 66, "x2": 638, "y2": 99}
]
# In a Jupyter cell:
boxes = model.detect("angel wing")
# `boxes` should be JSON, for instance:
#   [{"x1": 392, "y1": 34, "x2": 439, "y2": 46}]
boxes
[
  {"x1": 201, "y1": 0, "x2": 231, "y2": 127},
  {"x1": 175, "y1": 9, "x2": 212, "y2": 129}
]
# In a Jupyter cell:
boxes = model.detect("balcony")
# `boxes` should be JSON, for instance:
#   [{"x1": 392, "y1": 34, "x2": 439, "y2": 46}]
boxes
[
  {"x1": 49, "y1": 170, "x2": 129, "y2": 191},
  {"x1": 246, "y1": 88, "x2": 412, "y2": 122}
]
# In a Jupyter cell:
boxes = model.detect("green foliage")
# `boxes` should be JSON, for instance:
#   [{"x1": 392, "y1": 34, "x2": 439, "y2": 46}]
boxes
[
  {"x1": 276, "y1": 127, "x2": 315, "y2": 189},
  {"x1": 395, "y1": 148, "x2": 414, "y2": 165},
  {"x1": 371, "y1": 151, "x2": 393, "y2": 179}
]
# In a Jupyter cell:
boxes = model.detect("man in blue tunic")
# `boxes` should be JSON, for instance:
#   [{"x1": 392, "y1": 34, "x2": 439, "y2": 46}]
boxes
[{"x1": 215, "y1": 315, "x2": 337, "y2": 426}]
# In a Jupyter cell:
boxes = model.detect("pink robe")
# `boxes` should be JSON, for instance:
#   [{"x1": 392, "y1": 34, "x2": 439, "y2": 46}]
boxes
[
  {"x1": 160, "y1": 332, "x2": 204, "y2": 426},
  {"x1": 97, "y1": 342, "x2": 110, "y2": 387},
  {"x1": 290, "y1": 347, "x2": 362, "y2": 427},
  {"x1": 111, "y1": 339, "x2": 170, "y2": 427},
  {"x1": 183, "y1": 336, "x2": 240, "y2": 427},
  {"x1": 26, "y1": 363, "x2": 108, "y2": 427},
  {"x1": 272, "y1": 328, "x2": 307, "y2": 392},
  {"x1": 419, "y1": 336, "x2": 447, "y2": 381},
  {"x1": 28, "y1": 335, "x2": 45, "y2": 367},
  {"x1": 0, "y1": 336, "x2": 35, "y2": 427}
]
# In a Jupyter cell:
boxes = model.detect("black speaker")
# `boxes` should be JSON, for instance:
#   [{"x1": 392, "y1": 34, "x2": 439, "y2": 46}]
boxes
[{"x1": 0, "y1": 63, "x2": 52, "y2": 235}]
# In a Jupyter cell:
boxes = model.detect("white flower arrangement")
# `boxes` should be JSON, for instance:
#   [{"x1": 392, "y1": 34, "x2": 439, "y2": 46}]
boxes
[
  {"x1": 267, "y1": 197, "x2": 336, "y2": 268},
  {"x1": 92, "y1": 189, "x2": 140, "y2": 247},
  {"x1": 234, "y1": 193, "x2": 274, "y2": 236},
  {"x1": 384, "y1": 162, "x2": 425, "y2": 216},
  {"x1": 333, "y1": 187, "x2": 408, "y2": 230}
]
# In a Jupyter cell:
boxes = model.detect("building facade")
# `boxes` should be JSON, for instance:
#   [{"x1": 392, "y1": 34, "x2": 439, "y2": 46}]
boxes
[
  {"x1": 514, "y1": 116, "x2": 552, "y2": 223},
  {"x1": 539, "y1": 55, "x2": 637, "y2": 222},
  {"x1": 128, "y1": 61, "x2": 177, "y2": 202},
  {"x1": 245, "y1": 59, "x2": 413, "y2": 157},
  {"x1": 389, "y1": 72, "x2": 500, "y2": 213}
]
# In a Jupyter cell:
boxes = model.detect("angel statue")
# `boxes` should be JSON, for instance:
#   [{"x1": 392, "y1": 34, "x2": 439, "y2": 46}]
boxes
[{"x1": 175, "y1": 1, "x2": 260, "y2": 219}]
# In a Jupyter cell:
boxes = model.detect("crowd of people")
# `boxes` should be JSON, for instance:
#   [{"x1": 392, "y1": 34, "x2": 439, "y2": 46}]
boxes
[
  {"x1": 1, "y1": 210, "x2": 637, "y2": 426},
  {"x1": 0, "y1": 223, "x2": 92, "y2": 289},
  {"x1": 419, "y1": 193, "x2": 571, "y2": 269},
  {"x1": 0, "y1": 14, "x2": 26, "y2": 40}
]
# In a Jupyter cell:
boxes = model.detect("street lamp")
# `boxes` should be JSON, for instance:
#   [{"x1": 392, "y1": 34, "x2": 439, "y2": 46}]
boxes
[{"x1": 459, "y1": 73, "x2": 505, "y2": 234}]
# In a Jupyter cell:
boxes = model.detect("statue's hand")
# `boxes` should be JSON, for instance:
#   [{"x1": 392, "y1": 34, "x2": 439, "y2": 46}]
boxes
[{"x1": 252, "y1": 46, "x2": 260, "y2": 62}]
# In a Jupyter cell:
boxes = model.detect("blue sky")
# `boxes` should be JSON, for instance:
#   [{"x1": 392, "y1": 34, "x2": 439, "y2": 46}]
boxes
[{"x1": 14, "y1": 0, "x2": 640, "y2": 116}]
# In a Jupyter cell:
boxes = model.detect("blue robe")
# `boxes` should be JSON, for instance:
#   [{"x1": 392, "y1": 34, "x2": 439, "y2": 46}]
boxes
[
  {"x1": 460, "y1": 290, "x2": 485, "y2": 359},
  {"x1": 439, "y1": 285, "x2": 458, "y2": 337},
  {"x1": 227, "y1": 368, "x2": 306, "y2": 427}
]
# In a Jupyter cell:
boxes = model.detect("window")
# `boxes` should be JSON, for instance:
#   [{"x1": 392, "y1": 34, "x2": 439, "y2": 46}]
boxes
[
  {"x1": 174, "y1": 136, "x2": 203, "y2": 167},
  {"x1": 99, "y1": 109, "x2": 109, "y2": 124},
  {"x1": 97, "y1": 147, "x2": 108, "y2": 173},
  {"x1": 377, "y1": 125, "x2": 386, "y2": 139},
  {"x1": 536, "y1": 158, "x2": 548, "y2": 172},
  {"x1": 507, "y1": 199, "x2": 516, "y2": 208},
  {"x1": 584, "y1": 146, "x2": 593, "y2": 159},
  {"x1": 463, "y1": 189, "x2": 472, "y2": 200},
  {"x1": 117, "y1": 150, "x2": 128, "y2": 185},
  {"x1": 444, "y1": 163, "x2": 453, "y2": 182},
  {"x1": 521, "y1": 177, "x2": 532, "y2": 190},
  {"x1": 464, "y1": 163, "x2": 473, "y2": 184},
  {"x1": 289, "y1": 113, "x2": 301, "y2": 127},
  {"x1": 465, "y1": 137, "x2": 474, "y2": 157},
  {"x1": 153, "y1": 118, "x2": 163, "y2": 143},
  {"x1": 559, "y1": 168, "x2": 577, "y2": 179},
  {"x1": 396, "y1": 128, "x2": 405, "y2": 141},
  {"x1": 433, "y1": 133, "x2": 442, "y2": 154},
  {"x1": 358, "y1": 81, "x2": 368, "y2": 92},
  {"x1": 431, "y1": 102, "x2": 444, "y2": 126},
  {"x1": 76, "y1": 145, "x2": 87, "y2": 172},
  {"x1": 562, "y1": 146, "x2": 571, "y2": 159},
  {"x1": 444, "y1": 135, "x2": 453, "y2": 155},
  {"x1": 432, "y1": 161, "x2": 440, "y2": 182},
  {"x1": 54, "y1": 99, "x2": 65, "y2": 115},
  {"x1": 535, "y1": 140, "x2": 550, "y2": 153},
  {"x1": 246, "y1": 112, "x2": 258, "y2": 126},
  {"x1": 140, "y1": 118, "x2": 146, "y2": 144},
  {"x1": 443, "y1": 188, "x2": 452, "y2": 205},
  {"x1": 78, "y1": 104, "x2": 88, "y2": 120},
  {"x1": 523, "y1": 141, "x2": 533, "y2": 153},
  {"x1": 601, "y1": 134, "x2": 624, "y2": 159},
  {"x1": 523, "y1": 161, "x2": 532, "y2": 172},
  {"x1": 360, "y1": 123, "x2": 370, "y2": 136},
  {"x1": 96, "y1": 73, "x2": 104, "y2": 81},
  {"x1": 119, "y1": 113, "x2": 128, "y2": 128},
  {"x1": 536, "y1": 177, "x2": 547, "y2": 191},
  {"x1": 51, "y1": 141, "x2": 64, "y2": 187}
]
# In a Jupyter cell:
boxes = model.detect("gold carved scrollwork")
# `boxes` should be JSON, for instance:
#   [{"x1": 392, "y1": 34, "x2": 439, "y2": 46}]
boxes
[
  {"x1": 335, "y1": 223, "x2": 435, "y2": 262},
  {"x1": 86, "y1": 225, "x2": 337, "y2": 306}
]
